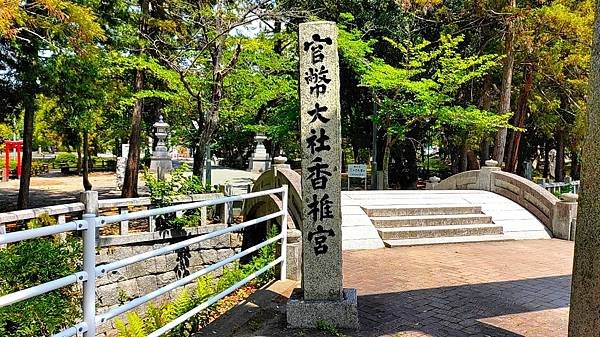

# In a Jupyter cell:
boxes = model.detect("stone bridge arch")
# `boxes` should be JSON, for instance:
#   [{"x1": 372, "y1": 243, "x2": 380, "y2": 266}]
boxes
[
  {"x1": 243, "y1": 166, "x2": 302, "y2": 231},
  {"x1": 434, "y1": 164, "x2": 578, "y2": 240}
]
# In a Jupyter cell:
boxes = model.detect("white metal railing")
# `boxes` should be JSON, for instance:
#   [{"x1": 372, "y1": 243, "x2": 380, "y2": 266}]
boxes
[
  {"x1": 539, "y1": 180, "x2": 580, "y2": 195},
  {"x1": 0, "y1": 185, "x2": 288, "y2": 337}
]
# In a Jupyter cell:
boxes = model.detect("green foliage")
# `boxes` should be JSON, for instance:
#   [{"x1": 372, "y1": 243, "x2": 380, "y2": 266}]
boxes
[
  {"x1": 360, "y1": 34, "x2": 510, "y2": 136},
  {"x1": 54, "y1": 152, "x2": 78, "y2": 166},
  {"x1": 317, "y1": 320, "x2": 346, "y2": 337},
  {"x1": 30, "y1": 161, "x2": 48, "y2": 176},
  {"x1": 115, "y1": 312, "x2": 146, "y2": 337},
  {"x1": 168, "y1": 211, "x2": 204, "y2": 229},
  {"x1": 27, "y1": 213, "x2": 57, "y2": 229},
  {"x1": 0, "y1": 215, "x2": 82, "y2": 337},
  {"x1": 144, "y1": 164, "x2": 212, "y2": 208},
  {"x1": 0, "y1": 123, "x2": 14, "y2": 141},
  {"x1": 116, "y1": 225, "x2": 280, "y2": 337}
]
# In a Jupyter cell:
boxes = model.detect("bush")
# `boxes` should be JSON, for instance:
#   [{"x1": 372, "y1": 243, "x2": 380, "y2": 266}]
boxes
[
  {"x1": 54, "y1": 152, "x2": 78, "y2": 167},
  {"x1": 144, "y1": 164, "x2": 213, "y2": 229},
  {"x1": 31, "y1": 161, "x2": 48, "y2": 176},
  {"x1": 0, "y1": 215, "x2": 82, "y2": 337}
]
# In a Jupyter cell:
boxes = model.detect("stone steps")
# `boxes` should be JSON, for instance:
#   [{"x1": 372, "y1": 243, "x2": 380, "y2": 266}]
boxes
[
  {"x1": 367, "y1": 205, "x2": 505, "y2": 246},
  {"x1": 370, "y1": 214, "x2": 493, "y2": 228},
  {"x1": 383, "y1": 235, "x2": 511, "y2": 247},
  {"x1": 363, "y1": 205, "x2": 483, "y2": 217},
  {"x1": 377, "y1": 224, "x2": 504, "y2": 240}
]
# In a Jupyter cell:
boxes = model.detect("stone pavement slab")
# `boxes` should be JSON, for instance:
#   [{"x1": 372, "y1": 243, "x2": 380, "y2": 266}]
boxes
[{"x1": 224, "y1": 239, "x2": 573, "y2": 337}]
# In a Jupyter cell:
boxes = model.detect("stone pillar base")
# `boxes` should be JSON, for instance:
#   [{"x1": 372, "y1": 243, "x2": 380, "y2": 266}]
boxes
[{"x1": 286, "y1": 288, "x2": 359, "y2": 329}]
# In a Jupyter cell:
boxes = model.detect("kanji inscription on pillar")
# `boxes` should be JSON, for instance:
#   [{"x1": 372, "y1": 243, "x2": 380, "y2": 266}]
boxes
[{"x1": 300, "y1": 21, "x2": 343, "y2": 301}]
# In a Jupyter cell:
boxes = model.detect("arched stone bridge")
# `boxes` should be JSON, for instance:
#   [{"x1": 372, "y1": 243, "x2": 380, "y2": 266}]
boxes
[
  {"x1": 433, "y1": 164, "x2": 578, "y2": 241},
  {"x1": 244, "y1": 164, "x2": 577, "y2": 250}
]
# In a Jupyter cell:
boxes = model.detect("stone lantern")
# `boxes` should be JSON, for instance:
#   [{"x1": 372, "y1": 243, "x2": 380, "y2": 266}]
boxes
[
  {"x1": 150, "y1": 115, "x2": 173, "y2": 179},
  {"x1": 248, "y1": 133, "x2": 271, "y2": 172}
]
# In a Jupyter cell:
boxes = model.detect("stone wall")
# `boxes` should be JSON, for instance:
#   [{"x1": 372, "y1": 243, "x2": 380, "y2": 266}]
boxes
[{"x1": 95, "y1": 224, "x2": 243, "y2": 336}]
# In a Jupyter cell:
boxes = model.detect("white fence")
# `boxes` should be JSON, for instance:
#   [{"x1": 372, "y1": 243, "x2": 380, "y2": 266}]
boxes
[
  {"x1": 540, "y1": 180, "x2": 580, "y2": 195},
  {"x1": 0, "y1": 186, "x2": 288, "y2": 337}
]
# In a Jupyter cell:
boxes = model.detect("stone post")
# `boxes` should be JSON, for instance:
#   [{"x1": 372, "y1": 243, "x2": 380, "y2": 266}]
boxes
[
  {"x1": 273, "y1": 154, "x2": 290, "y2": 170},
  {"x1": 552, "y1": 193, "x2": 578, "y2": 240},
  {"x1": 80, "y1": 190, "x2": 99, "y2": 245},
  {"x1": 149, "y1": 116, "x2": 173, "y2": 180},
  {"x1": 477, "y1": 159, "x2": 501, "y2": 191},
  {"x1": 285, "y1": 229, "x2": 302, "y2": 281},
  {"x1": 287, "y1": 21, "x2": 358, "y2": 329},
  {"x1": 80, "y1": 190, "x2": 99, "y2": 215},
  {"x1": 425, "y1": 176, "x2": 440, "y2": 190}
]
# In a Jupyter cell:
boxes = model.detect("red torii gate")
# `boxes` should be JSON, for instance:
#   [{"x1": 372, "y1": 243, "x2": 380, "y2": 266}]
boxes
[{"x1": 3, "y1": 140, "x2": 23, "y2": 181}]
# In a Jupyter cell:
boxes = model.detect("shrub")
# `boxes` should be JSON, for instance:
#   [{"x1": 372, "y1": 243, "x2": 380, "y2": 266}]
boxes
[
  {"x1": 144, "y1": 164, "x2": 213, "y2": 229},
  {"x1": 31, "y1": 161, "x2": 48, "y2": 176},
  {"x1": 0, "y1": 215, "x2": 82, "y2": 337},
  {"x1": 54, "y1": 152, "x2": 78, "y2": 167}
]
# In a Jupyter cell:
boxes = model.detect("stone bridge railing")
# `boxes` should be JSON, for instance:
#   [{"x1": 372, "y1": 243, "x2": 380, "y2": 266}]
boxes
[{"x1": 433, "y1": 162, "x2": 578, "y2": 240}]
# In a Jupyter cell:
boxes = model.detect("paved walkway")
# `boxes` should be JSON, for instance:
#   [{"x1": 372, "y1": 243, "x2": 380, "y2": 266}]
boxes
[{"x1": 216, "y1": 239, "x2": 573, "y2": 337}]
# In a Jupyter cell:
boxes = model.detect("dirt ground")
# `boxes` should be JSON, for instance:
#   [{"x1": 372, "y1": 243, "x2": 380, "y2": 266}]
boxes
[{"x1": 0, "y1": 172, "x2": 145, "y2": 212}]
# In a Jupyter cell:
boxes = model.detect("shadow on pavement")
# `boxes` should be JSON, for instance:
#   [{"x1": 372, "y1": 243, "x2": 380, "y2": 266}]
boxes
[{"x1": 209, "y1": 275, "x2": 570, "y2": 337}]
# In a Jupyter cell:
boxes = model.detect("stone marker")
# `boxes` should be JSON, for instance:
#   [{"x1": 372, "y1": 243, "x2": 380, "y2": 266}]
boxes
[{"x1": 287, "y1": 21, "x2": 358, "y2": 329}]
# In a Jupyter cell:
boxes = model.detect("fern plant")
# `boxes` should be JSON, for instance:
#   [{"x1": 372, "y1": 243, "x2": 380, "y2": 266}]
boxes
[
  {"x1": 114, "y1": 229, "x2": 278, "y2": 337},
  {"x1": 115, "y1": 312, "x2": 147, "y2": 337}
]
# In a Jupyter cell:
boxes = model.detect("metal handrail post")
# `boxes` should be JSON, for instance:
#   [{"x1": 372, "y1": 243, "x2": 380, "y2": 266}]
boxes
[
  {"x1": 82, "y1": 213, "x2": 97, "y2": 337},
  {"x1": 280, "y1": 184, "x2": 288, "y2": 280}
]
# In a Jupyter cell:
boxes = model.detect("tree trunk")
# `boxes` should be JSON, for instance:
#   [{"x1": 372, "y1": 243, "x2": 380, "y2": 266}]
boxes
[
  {"x1": 506, "y1": 64, "x2": 535, "y2": 173},
  {"x1": 543, "y1": 142, "x2": 550, "y2": 178},
  {"x1": 121, "y1": 69, "x2": 144, "y2": 197},
  {"x1": 568, "y1": 2, "x2": 600, "y2": 333},
  {"x1": 570, "y1": 151, "x2": 580, "y2": 180},
  {"x1": 479, "y1": 75, "x2": 493, "y2": 166},
  {"x1": 76, "y1": 147, "x2": 82, "y2": 175},
  {"x1": 460, "y1": 139, "x2": 468, "y2": 172},
  {"x1": 382, "y1": 133, "x2": 392, "y2": 189},
  {"x1": 121, "y1": 0, "x2": 148, "y2": 197},
  {"x1": 554, "y1": 129, "x2": 565, "y2": 182},
  {"x1": 193, "y1": 44, "x2": 226, "y2": 177},
  {"x1": 493, "y1": 0, "x2": 517, "y2": 165},
  {"x1": 17, "y1": 81, "x2": 36, "y2": 210},
  {"x1": 82, "y1": 131, "x2": 92, "y2": 191}
]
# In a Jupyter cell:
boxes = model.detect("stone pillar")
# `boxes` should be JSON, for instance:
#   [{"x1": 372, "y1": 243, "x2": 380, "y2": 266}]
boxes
[
  {"x1": 273, "y1": 154, "x2": 290, "y2": 170},
  {"x1": 552, "y1": 193, "x2": 578, "y2": 240},
  {"x1": 285, "y1": 229, "x2": 302, "y2": 281},
  {"x1": 287, "y1": 21, "x2": 358, "y2": 329},
  {"x1": 249, "y1": 133, "x2": 271, "y2": 172},
  {"x1": 477, "y1": 159, "x2": 501, "y2": 191},
  {"x1": 523, "y1": 160, "x2": 533, "y2": 180},
  {"x1": 426, "y1": 176, "x2": 440, "y2": 190},
  {"x1": 149, "y1": 116, "x2": 173, "y2": 180}
]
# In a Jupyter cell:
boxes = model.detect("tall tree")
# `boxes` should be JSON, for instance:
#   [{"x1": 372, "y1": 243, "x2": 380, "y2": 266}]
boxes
[
  {"x1": 121, "y1": 0, "x2": 149, "y2": 197},
  {"x1": 568, "y1": 0, "x2": 600, "y2": 333},
  {"x1": 0, "y1": 0, "x2": 103, "y2": 208},
  {"x1": 493, "y1": 0, "x2": 517, "y2": 165},
  {"x1": 146, "y1": 0, "x2": 285, "y2": 177}
]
